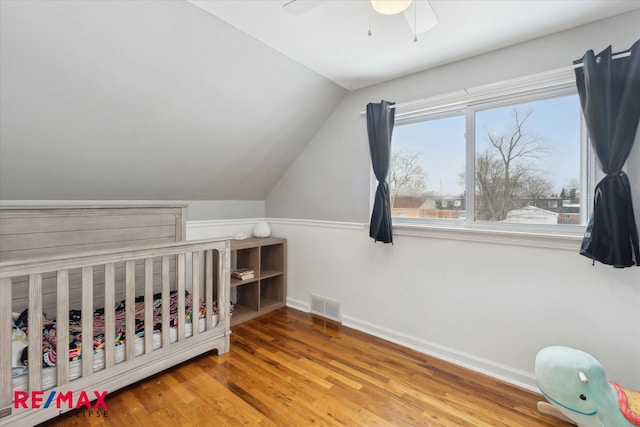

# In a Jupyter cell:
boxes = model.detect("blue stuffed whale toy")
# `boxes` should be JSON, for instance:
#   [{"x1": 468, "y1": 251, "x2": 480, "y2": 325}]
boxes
[{"x1": 535, "y1": 346, "x2": 640, "y2": 427}]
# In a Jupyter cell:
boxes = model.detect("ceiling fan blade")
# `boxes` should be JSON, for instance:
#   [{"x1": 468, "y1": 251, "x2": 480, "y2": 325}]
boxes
[
  {"x1": 282, "y1": 0, "x2": 324, "y2": 16},
  {"x1": 402, "y1": 0, "x2": 438, "y2": 35}
]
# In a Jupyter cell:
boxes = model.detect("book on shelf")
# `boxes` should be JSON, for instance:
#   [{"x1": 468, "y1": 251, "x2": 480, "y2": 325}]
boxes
[
  {"x1": 232, "y1": 268, "x2": 255, "y2": 280},
  {"x1": 233, "y1": 273, "x2": 254, "y2": 280}
]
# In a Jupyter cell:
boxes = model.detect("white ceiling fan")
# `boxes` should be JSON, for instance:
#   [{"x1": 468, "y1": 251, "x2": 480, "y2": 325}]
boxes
[
  {"x1": 282, "y1": 0, "x2": 438, "y2": 41},
  {"x1": 282, "y1": 0, "x2": 323, "y2": 15}
]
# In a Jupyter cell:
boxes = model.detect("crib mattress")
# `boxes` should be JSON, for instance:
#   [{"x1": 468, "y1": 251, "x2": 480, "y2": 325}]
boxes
[
  {"x1": 12, "y1": 315, "x2": 217, "y2": 392},
  {"x1": 11, "y1": 290, "x2": 218, "y2": 392}
]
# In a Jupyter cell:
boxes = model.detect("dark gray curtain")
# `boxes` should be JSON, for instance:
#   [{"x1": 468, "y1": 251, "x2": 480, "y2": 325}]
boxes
[
  {"x1": 367, "y1": 100, "x2": 396, "y2": 244},
  {"x1": 574, "y1": 39, "x2": 640, "y2": 267}
]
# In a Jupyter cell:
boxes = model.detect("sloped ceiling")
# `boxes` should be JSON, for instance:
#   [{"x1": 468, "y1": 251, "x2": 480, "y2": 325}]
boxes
[
  {"x1": 193, "y1": 0, "x2": 640, "y2": 90},
  {"x1": 0, "y1": 0, "x2": 347, "y2": 200}
]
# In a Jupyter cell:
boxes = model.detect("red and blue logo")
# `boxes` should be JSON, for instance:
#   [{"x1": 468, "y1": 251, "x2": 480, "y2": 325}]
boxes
[{"x1": 14, "y1": 390, "x2": 108, "y2": 410}]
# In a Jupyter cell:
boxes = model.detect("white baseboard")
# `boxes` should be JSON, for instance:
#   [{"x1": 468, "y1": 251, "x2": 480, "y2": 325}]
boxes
[
  {"x1": 341, "y1": 315, "x2": 539, "y2": 393},
  {"x1": 286, "y1": 297, "x2": 538, "y2": 393},
  {"x1": 286, "y1": 296, "x2": 309, "y2": 312}
]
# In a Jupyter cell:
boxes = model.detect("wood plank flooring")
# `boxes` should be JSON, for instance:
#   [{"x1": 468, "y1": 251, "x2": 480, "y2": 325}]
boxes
[{"x1": 40, "y1": 308, "x2": 571, "y2": 426}]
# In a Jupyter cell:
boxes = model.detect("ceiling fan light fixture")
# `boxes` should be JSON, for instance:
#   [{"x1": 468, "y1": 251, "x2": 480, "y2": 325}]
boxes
[{"x1": 370, "y1": 0, "x2": 413, "y2": 16}]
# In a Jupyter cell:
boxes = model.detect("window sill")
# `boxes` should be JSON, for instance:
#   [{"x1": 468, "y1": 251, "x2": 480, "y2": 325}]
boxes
[{"x1": 392, "y1": 222, "x2": 584, "y2": 250}]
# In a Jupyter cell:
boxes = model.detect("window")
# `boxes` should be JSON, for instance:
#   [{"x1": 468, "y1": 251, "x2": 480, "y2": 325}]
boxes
[
  {"x1": 391, "y1": 115, "x2": 465, "y2": 220},
  {"x1": 389, "y1": 71, "x2": 590, "y2": 235}
]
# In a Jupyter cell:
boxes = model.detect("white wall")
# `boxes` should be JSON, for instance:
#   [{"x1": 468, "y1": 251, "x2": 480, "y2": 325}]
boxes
[
  {"x1": 182, "y1": 200, "x2": 264, "y2": 221},
  {"x1": 278, "y1": 221, "x2": 640, "y2": 392},
  {"x1": 186, "y1": 217, "x2": 262, "y2": 241},
  {"x1": 263, "y1": 12, "x2": 640, "y2": 392},
  {"x1": 191, "y1": 218, "x2": 640, "y2": 391}
]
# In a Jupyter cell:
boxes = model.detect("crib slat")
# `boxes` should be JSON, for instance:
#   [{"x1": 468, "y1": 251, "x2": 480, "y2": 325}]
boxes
[
  {"x1": 28, "y1": 274, "x2": 43, "y2": 392},
  {"x1": 56, "y1": 270, "x2": 69, "y2": 386},
  {"x1": 177, "y1": 253, "x2": 185, "y2": 342},
  {"x1": 104, "y1": 263, "x2": 116, "y2": 369},
  {"x1": 144, "y1": 258, "x2": 153, "y2": 354},
  {"x1": 81, "y1": 266, "x2": 94, "y2": 377},
  {"x1": 191, "y1": 251, "x2": 200, "y2": 338},
  {"x1": 218, "y1": 247, "x2": 230, "y2": 331},
  {"x1": 205, "y1": 250, "x2": 213, "y2": 331},
  {"x1": 161, "y1": 256, "x2": 170, "y2": 348},
  {"x1": 125, "y1": 260, "x2": 136, "y2": 361},
  {"x1": 0, "y1": 278, "x2": 12, "y2": 409}
]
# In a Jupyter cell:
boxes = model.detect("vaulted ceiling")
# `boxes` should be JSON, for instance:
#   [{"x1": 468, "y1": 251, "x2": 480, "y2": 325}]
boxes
[
  {"x1": 192, "y1": 0, "x2": 640, "y2": 90},
  {"x1": 1, "y1": 1, "x2": 638, "y2": 201},
  {"x1": 0, "y1": 0, "x2": 346, "y2": 200}
]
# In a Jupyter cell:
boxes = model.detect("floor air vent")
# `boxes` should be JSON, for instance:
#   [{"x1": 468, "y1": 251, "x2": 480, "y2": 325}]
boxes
[{"x1": 310, "y1": 295, "x2": 342, "y2": 322}]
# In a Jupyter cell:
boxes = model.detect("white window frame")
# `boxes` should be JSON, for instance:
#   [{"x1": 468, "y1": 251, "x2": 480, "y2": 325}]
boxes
[{"x1": 382, "y1": 68, "x2": 594, "y2": 249}]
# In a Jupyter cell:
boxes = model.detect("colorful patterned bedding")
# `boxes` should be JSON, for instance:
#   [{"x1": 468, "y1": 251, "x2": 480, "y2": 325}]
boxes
[{"x1": 11, "y1": 291, "x2": 217, "y2": 377}]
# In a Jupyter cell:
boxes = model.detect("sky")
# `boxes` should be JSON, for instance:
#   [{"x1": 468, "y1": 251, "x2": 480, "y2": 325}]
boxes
[{"x1": 392, "y1": 94, "x2": 581, "y2": 196}]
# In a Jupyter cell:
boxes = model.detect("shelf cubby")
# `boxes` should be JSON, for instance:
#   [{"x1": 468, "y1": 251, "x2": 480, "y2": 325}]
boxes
[
  {"x1": 260, "y1": 275, "x2": 285, "y2": 312},
  {"x1": 230, "y1": 237, "x2": 286, "y2": 326}
]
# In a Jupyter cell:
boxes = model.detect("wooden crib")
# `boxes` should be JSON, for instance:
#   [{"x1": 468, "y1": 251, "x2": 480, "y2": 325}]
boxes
[{"x1": 0, "y1": 205, "x2": 231, "y2": 426}]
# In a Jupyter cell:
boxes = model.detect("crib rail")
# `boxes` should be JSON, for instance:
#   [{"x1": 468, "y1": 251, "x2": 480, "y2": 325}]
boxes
[{"x1": 0, "y1": 238, "x2": 230, "y2": 421}]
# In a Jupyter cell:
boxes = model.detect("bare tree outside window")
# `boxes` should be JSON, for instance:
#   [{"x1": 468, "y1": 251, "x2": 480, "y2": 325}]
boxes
[
  {"x1": 390, "y1": 92, "x2": 581, "y2": 226},
  {"x1": 390, "y1": 150, "x2": 427, "y2": 208},
  {"x1": 475, "y1": 106, "x2": 552, "y2": 221}
]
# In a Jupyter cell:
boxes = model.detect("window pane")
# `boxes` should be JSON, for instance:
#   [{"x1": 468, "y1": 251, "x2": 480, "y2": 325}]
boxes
[
  {"x1": 391, "y1": 115, "x2": 466, "y2": 220},
  {"x1": 474, "y1": 95, "x2": 581, "y2": 224}
]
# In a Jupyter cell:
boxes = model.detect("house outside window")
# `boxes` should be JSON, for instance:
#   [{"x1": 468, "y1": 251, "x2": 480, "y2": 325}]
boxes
[{"x1": 388, "y1": 69, "x2": 592, "y2": 235}]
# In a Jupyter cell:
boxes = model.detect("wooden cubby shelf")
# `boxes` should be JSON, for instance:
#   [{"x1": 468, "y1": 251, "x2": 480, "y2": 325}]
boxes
[{"x1": 230, "y1": 237, "x2": 286, "y2": 326}]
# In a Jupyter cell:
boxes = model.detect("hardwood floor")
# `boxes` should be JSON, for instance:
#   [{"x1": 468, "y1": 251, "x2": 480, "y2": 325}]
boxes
[{"x1": 40, "y1": 308, "x2": 571, "y2": 426}]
